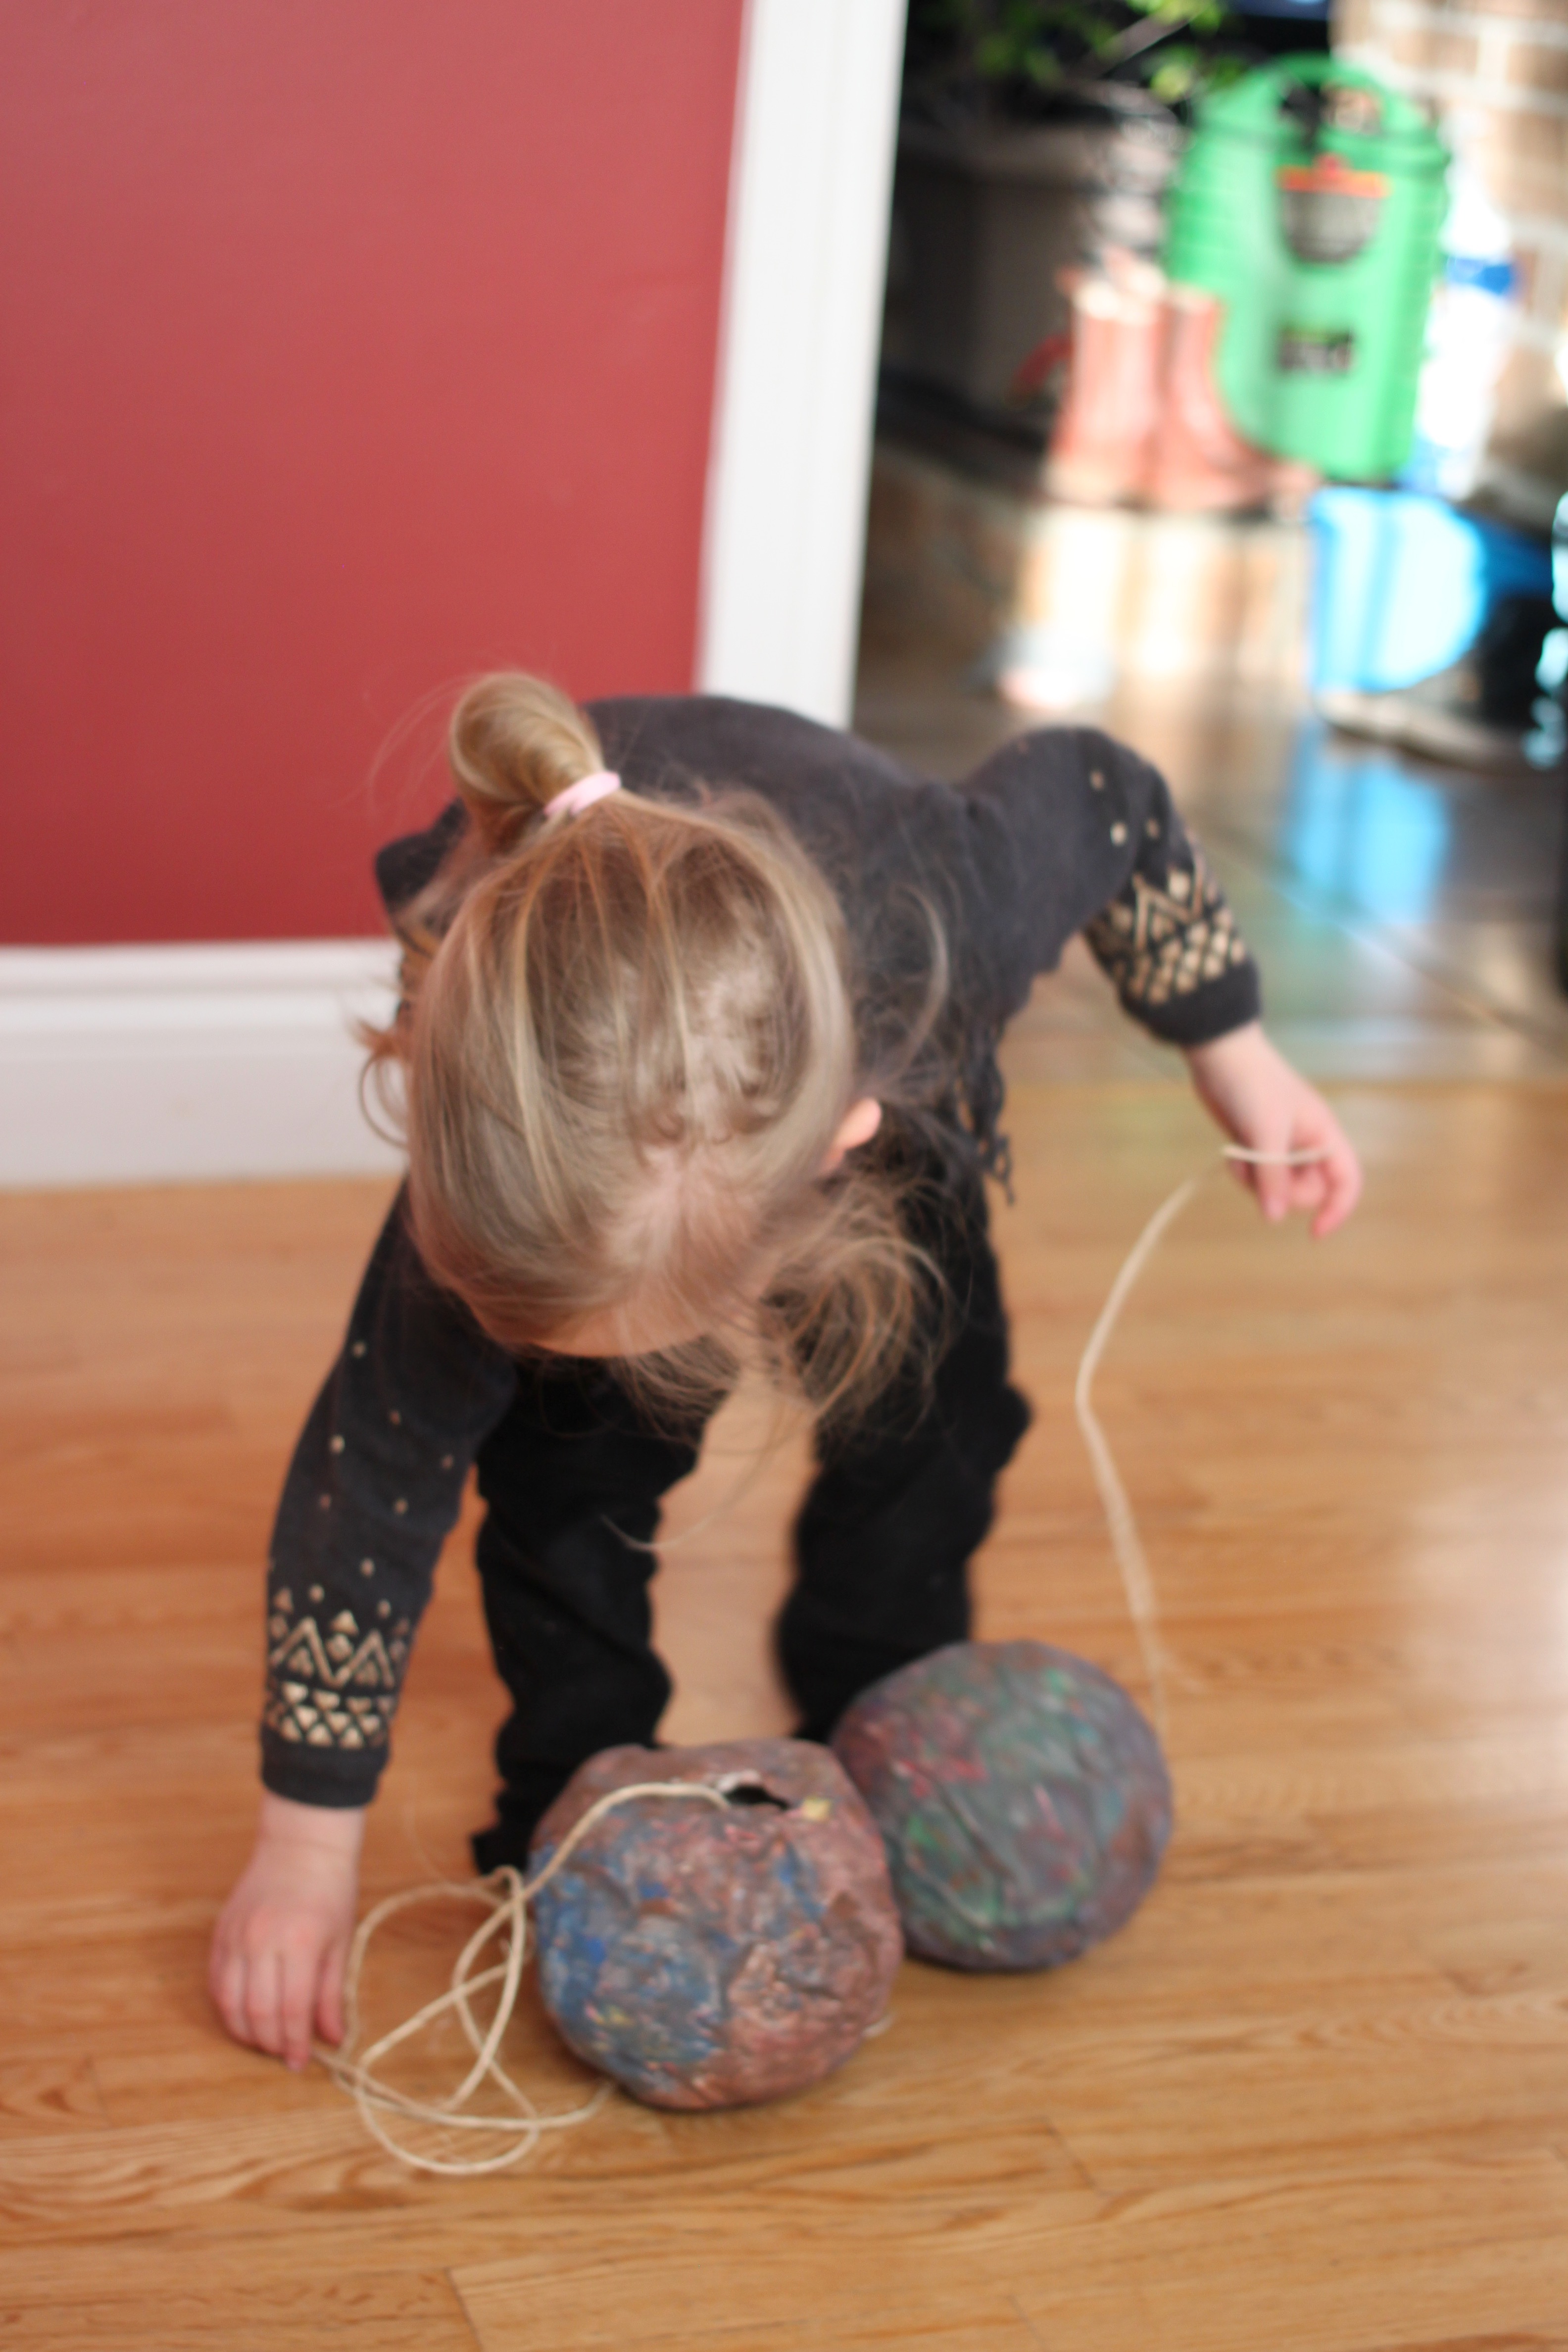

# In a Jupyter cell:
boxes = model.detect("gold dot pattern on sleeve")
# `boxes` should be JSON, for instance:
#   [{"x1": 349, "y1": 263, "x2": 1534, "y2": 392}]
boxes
[{"x1": 1085, "y1": 850, "x2": 1250, "y2": 1011}]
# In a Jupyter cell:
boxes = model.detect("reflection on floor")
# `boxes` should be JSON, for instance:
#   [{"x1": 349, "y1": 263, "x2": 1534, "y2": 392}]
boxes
[{"x1": 855, "y1": 658, "x2": 1568, "y2": 1083}]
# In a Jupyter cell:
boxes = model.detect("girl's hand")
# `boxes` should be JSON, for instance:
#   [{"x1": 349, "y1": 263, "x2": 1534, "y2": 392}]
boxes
[
  {"x1": 209, "y1": 1793, "x2": 366, "y2": 2072},
  {"x1": 1183, "y1": 1021, "x2": 1362, "y2": 1237}
]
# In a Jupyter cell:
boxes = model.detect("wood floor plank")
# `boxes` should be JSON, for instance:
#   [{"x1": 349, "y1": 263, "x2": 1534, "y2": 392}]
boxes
[
  {"x1": 0, "y1": 2043, "x2": 1090, "y2": 2246},
  {"x1": 457, "y1": 2278, "x2": 1046, "y2": 2351},
  {"x1": 448, "y1": 2205, "x2": 1089, "y2": 2348},
  {"x1": 0, "y1": 2268, "x2": 481, "y2": 2351},
  {"x1": 0, "y1": 2111, "x2": 1093, "y2": 2304},
  {"x1": 1022, "y1": 1980, "x2": 1568, "y2": 2188}
]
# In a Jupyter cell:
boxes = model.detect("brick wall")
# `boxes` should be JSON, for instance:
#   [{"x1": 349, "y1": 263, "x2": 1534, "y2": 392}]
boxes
[{"x1": 1335, "y1": 0, "x2": 1568, "y2": 523}]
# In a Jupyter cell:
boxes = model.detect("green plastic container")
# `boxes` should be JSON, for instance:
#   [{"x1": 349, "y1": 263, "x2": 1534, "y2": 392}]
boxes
[{"x1": 1164, "y1": 58, "x2": 1448, "y2": 480}]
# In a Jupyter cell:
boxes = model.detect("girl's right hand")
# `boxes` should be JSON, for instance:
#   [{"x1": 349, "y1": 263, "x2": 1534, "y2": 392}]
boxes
[{"x1": 209, "y1": 1793, "x2": 366, "y2": 2072}]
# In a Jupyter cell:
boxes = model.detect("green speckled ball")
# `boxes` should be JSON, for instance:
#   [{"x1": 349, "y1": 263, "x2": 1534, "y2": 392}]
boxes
[{"x1": 831, "y1": 1641, "x2": 1172, "y2": 1971}]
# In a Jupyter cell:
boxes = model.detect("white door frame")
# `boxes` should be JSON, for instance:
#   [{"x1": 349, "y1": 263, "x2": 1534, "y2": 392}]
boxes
[{"x1": 698, "y1": 0, "x2": 907, "y2": 728}]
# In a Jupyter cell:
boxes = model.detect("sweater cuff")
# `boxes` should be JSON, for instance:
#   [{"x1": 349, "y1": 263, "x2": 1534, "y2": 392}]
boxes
[
  {"x1": 1130, "y1": 958, "x2": 1261, "y2": 1049},
  {"x1": 261, "y1": 1730, "x2": 389, "y2": 1809}
]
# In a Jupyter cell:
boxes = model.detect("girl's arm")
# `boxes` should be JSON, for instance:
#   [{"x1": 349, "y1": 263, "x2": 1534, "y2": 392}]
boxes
[
  {"x1": 212, "y1": 1190, "x2": 517, "y2": 2064},
  {"x1": 958, "y1": 728, "x2": 1360, "y2": 1231},
  {"x1": 258, "y1": 1188, "x2": 516, "y2": 1816}
]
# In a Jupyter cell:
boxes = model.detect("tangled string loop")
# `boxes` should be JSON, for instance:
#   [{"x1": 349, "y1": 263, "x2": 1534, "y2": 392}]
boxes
[{"x1": 316, "y1": 1780, "x2": 726, "y2": 2176}]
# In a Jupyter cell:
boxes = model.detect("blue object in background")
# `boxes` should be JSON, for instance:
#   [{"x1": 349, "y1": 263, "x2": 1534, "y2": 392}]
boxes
[{"x1": 1308, "y1": 487, "x2": 1555, "y2": 693}]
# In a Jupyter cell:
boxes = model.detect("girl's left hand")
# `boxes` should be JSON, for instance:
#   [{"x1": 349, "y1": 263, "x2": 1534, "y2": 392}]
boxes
[{"x1": 1183, "y1": 1021, "x2": 1362, "y2": 1237}]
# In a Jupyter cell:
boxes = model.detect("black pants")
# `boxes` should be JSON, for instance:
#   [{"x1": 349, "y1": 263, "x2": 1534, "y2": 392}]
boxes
[{"x1": 470, "y1": 1165, "x2": 1031, "y2": 1870}]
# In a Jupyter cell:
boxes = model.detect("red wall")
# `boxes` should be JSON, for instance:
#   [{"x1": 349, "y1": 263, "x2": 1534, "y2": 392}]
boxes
[{"x1": 1, "y1": 2, "x2": 743, "y2": 944}]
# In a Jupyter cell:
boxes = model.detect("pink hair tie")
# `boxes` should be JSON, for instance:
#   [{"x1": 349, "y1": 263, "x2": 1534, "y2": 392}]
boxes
[{"x1": 542, "y1": 769, "x2": 621, "y2": 822}]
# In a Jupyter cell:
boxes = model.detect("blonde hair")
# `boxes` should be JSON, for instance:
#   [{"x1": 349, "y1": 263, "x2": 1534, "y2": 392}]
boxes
[{"x1": 367, "y1": 674, "x2": 946, "y2": 1428}]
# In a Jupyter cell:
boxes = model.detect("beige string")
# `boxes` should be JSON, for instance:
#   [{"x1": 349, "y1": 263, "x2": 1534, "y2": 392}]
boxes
[
  {"x1": 318, "y1": 1142, "x2": 1326, "y2": 2172},
  {"x1": 1073, "y1": 1146, "x2": 1330, "y2": 1742},
  {"x1": 317, "y1": 1778, "x2": 728, "y2": 2175}
]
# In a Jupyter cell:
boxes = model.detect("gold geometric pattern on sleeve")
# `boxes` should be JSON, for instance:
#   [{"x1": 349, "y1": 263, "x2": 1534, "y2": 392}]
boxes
[
  {"x1": 1084, "y1": 850, "x2": 1250, "y2": 1010},
  {"x1": 263, "y1": 1587, "x2": 409, "y2": 1750}
]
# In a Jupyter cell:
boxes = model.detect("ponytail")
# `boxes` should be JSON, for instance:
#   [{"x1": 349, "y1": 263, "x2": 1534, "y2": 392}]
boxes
[{"x1": 446, "y1": 674, "x2": 606, "y2": 854}]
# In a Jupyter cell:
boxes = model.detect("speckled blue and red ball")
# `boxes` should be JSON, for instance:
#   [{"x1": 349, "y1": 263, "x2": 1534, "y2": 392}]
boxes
[{"x1": 528, "y1": 1738, "x2": 903, "y2": 2110}]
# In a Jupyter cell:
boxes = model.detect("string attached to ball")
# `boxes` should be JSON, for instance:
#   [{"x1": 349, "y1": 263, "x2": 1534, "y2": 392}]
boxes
[{"x1": 315, "y1": 1779, "x2": 727, "y2": 2175}]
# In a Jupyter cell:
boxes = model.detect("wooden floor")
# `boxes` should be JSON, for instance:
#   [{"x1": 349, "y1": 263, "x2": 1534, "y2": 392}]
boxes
[{"x1": 4, "y1": 681, "x2": 1568, "y2": 2348}]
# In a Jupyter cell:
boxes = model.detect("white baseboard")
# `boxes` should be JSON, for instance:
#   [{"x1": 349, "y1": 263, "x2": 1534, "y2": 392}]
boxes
[{"x1": 0, "y1": 940, "x2": 404, "y2": 1187}]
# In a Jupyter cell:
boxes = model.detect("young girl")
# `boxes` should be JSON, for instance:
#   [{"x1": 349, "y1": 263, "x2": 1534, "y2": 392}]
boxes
[{"x1": 211, "y1": 677, "x2": 1360, "y2": 2071}]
